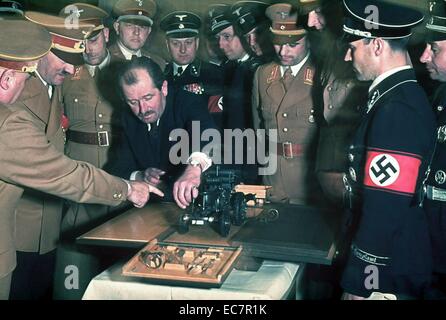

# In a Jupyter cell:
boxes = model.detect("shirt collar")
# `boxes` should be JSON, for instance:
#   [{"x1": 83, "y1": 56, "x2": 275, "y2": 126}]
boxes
[
  {"x1": 280, "y1": 53, "x2": 310, "y2": 77},
  {"x1": 237, "y1": 53, "x2": 250, "y2": 63},
  {"x1": 35, "y1": 70, "x2": 52, "y2": 98},
  {"x1": 369, "y1": 65, "x2": 412, "y2": 93},
  {"x1": 117, "y1": 40, "x2": 141, "y2": 60},
  {"x1": 86, "y1": 51, "x2": 111, "y2": 77},
  {"x1": 147, "y1": 119, "x2": 160, "y2": 131},
  {"x1": 173, "y1": 63, "x2": 189, "y2": 75}
]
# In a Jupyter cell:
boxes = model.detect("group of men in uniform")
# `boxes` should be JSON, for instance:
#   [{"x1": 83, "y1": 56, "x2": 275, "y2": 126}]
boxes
[{"x1": 1, "y1": 0, "x2": 446, "y2": 301}]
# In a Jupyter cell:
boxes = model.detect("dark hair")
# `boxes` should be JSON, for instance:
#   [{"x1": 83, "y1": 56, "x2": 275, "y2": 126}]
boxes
[{"x1": 118, "y1": 56, "x2": 166, "y2": 91}]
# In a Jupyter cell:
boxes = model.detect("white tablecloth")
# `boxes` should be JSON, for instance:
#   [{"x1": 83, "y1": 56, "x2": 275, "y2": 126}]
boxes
[{"x1": 82, "y1": 260, "x2": 305, "y2": 300}]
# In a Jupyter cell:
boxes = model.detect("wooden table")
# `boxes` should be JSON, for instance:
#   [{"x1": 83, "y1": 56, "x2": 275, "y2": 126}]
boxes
[{"x1": 78, "y1": 202, "x2": 342, "y2": 265}]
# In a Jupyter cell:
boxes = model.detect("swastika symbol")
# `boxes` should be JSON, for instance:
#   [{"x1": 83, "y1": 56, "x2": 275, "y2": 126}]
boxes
[{"x1": 369, "y1": 154, "x2": 400, "y2": 186}]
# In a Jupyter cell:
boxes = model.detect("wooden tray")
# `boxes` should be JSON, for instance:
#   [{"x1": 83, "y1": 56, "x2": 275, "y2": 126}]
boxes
[{"x1": 122, "y1": 240, "x2": 243, "y2": 287}]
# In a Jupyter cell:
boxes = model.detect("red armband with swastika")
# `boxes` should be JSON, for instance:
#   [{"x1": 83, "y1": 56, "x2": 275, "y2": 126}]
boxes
[{"x1": 363, "y1": 148, "x2": 422, "y2": 196}]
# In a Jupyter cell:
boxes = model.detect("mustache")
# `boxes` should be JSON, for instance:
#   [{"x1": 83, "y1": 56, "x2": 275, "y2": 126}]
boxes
[{"x1": 138, "y1": 110, "x2": 156, "y2": 118}]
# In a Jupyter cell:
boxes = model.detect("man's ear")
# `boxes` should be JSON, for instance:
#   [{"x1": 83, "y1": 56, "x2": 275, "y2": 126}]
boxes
[
  {"x1": 373, "y1": 38, "x2": 384, "y2": 56},
  {"x1": 161, "y1": 80, "x2": 168, "y2": 97},
  {"x1": 113, "y1": 21, "x2": 120, "y2": 35},
  {"x1": 195, "y1": 37, "x2": 200, "y2": 50},
  {"x1": 0, "y1": 69, "x2": 14, "y2": 91},
  {"x1": 103, "y1": 27, "x2": 110, "y2": 43}
]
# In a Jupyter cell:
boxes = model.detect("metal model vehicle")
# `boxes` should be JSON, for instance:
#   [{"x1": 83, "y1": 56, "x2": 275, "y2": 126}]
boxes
[{"x1": 178, "y1": 166, "x2": 255, "y2": 237}]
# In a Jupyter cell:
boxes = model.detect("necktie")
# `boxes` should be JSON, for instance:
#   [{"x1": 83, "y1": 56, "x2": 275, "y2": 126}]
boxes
[
  {"x1": 282, "y1": 67, "x2": 293, "y2": 91},
  {"x1": 148, "y1": 124, "x2": 160, "y2": 165},
  {"x1": 176, "y1": 66, "x2": 183, "y2": 77}
]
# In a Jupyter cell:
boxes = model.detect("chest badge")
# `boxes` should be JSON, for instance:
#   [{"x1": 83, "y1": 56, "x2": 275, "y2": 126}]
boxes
[
  {"x1": 438, "y1": 126, "x2": 446, "y2": 143},
  {"x1": 435, "y1": 170, "x2": 446, "y2": 185}
]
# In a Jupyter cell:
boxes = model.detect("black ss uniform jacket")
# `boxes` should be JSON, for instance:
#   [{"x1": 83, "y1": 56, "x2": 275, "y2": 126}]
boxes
[
  {"x1": 165, "y1": 59, "x2": 224, "y2": 130},
  {"x1": 341, "y1": 69, "x2": 437, "y2": 298},
  {"x1": 106, "y1": 86, "x2": 216, "y2": 182},
  {"x1": 423, "y1": 83, "x2": 446, "y2": 275}
]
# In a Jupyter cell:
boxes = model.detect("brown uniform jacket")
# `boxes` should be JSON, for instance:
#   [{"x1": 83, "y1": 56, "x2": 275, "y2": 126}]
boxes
[
  {"x1": 11, "y1": 77, "x2": 128, "y2": 254},
  {"x1": 63, "y1": 62, "x2": 121, "y2": 168},
  {"x1": 252, "y1": 59, "x2": 322, "y2": 205},
  {"x1": 108, "y1": 42, "x2": 166, "y2": 69}
]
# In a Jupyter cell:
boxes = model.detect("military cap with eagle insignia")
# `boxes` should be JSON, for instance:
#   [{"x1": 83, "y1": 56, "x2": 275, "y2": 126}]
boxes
[
  {"x1": 112, "y1": 0, "x2": 157, "y2": 27},
  {"x1": 298, "y1": 0, "x2": 322, "y2": 15},
  {"x1": 24, "y1": 11, "x2": 95, "y2": 66},
  {"x1": 342, "y1": 0, "x2": 424, "y2": 43},
  {"x1": 426, "y1": 0, "x2": 446, "y2": 42},
  {"x1": 208, "y1": 4, "x2": 232, "y2": 35},
  {"x1": 265, "y1": 3, "x2": 306, "y2": 45},
  {"x1": 231, "y1": 1, "x2": 268, "y2": 36},
  {"x1": 0, "y1": 0, "x2": 24, "y2": 19},
  {"x1": 0, "y1": 19, "x2": 52, "y2": 73},
  {"x1": 59, "y1": 3, "x2": 108, "y2": 40},
  {"x1": 160, "y1": 11, "x2": 201, "y2": 39}
]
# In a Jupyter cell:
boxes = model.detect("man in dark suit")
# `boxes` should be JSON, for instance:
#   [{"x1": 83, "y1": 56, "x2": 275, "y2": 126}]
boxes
[
  {"x1": 107, "y1": 56, "x2": 216, "y2": 209},
  {"x1": 160, "y1": 10, "x2": 224, "y2": 130}
]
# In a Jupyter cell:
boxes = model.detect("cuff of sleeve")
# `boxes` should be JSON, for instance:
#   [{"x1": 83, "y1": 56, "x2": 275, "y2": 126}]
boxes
[
  {"x1": 123, "y1": 179, "x2": 131, "y2": 197},
  {"x1": 187, "y1": 152, "x2": 212, "y2": 172},
  {"x1": 130, "y1": 171, "x2": 140, "y2": 181}
]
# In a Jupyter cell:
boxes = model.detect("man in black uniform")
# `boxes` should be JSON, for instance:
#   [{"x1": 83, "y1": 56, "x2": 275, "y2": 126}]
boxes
[
  {"x1": 419, "y1": 0, "x2": 446, "y2": 298},
  {"x1": 160, "y1": 11, "x2": 224, "y2": 130},
  {"x1": 209, "y1": 4, "x2": 260, "y2": 183},
  {"x1": 340, "y1": 0, "x2": 436, "y2": 299}
]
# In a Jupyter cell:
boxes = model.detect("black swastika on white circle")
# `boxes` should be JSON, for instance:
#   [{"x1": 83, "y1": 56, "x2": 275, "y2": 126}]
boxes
[{"x1": 369, "y1": 154, "x2": 400, "y2": 187}]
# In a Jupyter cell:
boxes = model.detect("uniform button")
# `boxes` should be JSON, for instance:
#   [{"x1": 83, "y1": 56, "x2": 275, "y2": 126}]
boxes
[
  {"x1": 328, "y1": 105, "x2": 334, "y2": 110},
  {"x1": 98, "y1": 113, "x2": 103, "y2": 118},
  {"x1": 282, "y1": 113, "x2": 288, "y2": 118},
  {"x1": 74, "y1": 98, "x2": 78, "y2": 103},
  {"x1": 283, "y1": 128, "x2": 288, "y2": 132},
  {"x1": 348, "y1": 154, "x2": 354, "y2": 162},
  {"x1": 438, "y1": 105, "x2": 444, "y2": 112},
  {"x1": 327, "y1": 86, "x2": 332, "y2": 91},
  {"x1": 99, "y1": 125, "x2": 104, "y2": 129},
  {"x1": 349, "y1": 167, "x2": 357, "y2": 182}
]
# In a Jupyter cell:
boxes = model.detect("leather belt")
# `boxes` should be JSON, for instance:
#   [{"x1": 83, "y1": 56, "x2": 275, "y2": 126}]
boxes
[
  {"x1": 66, "y1": 130, "x2": 117, "y2": 147},
  {"x1": 276, "y1": 142, "x2": 302, "y2": 159},
  {"x1": 426, "y1": 185, "x2": 446, "y2": 202}
]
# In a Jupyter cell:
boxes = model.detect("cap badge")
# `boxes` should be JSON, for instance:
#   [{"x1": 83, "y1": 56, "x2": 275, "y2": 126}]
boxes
[
  {"x1": 429, "y1": 1, "x2": 436, "y2": 13},
  {"x1": 280, "y1": 24, "x2": 285, "y2": 30},
  {"x1": 138, "y1": 11, "x2": 142, "y2": 15},
  {"x1": 240, "y1": 18, "x2": 245, "y2": 24},
  {"x1": 75, "y1": 9, "x2": 84, "y2": 18},
  {"x1": 176, "y1": 14, "x2": 187, "y2": 21},
  {"x1": 233, "y1": 7, "x2": 242, "y2": 16},
  {"x1": 278, "y1": 11, "x2": 288, "y2": 20},
  {"x1": 136, "y1": 0, "x2": 143, "y2": 7},
  {"x1": 179, "y1": 23, "x2": 184, "y2": 29}
]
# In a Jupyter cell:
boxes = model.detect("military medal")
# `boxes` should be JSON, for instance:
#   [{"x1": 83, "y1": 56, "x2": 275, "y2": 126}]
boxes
[{"x1": 435, "y1": 170, "x2": 446, "y2": 185}]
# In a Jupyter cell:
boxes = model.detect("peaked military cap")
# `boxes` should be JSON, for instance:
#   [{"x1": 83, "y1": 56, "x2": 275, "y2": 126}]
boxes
[
  {"x1": 342, "y1": 0, "x2": 424, "y2": 42},
  {"x1": 208, "y1": 4, "x2": 232, "y2": 35},
  {"x1": 25, "y1": 11, "x2": 94, "y2": 66},
  {"x1": 0, "y1": 20, "x2": 51, "y2": 73},
  {"x1": 426, "y1": 0, "x2": 446, "y2": 42},
  {"x1": 266, "y1": 3, "x2": 306, "y2": 45},
  {"x1": 59, "y1": 3, "x2": 108, "y2": 39},
  {"x1": 160, "y1": 11, "x2": 201, "y2": 38},
  {"x1": 231, "y1": 1, "x2": 268, "y2": 36},
  {"x1": 298, "y1": 0, "x2": 321, "y2": 14},
  {"x1": 113, "y1": 0, "x2": 156, "y2": 27}
]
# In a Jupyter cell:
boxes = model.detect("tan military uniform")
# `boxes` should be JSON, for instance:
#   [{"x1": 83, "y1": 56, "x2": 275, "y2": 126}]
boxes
[
  {"x1": 109, "y1": 42, "x2": 166, "y2": 69},
  {"x1": 252, "y1": 59, "x2": 323, "y2": 205},
  {"x1": 12, "y1": 77, "x2": 128, "y2": 254}
]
